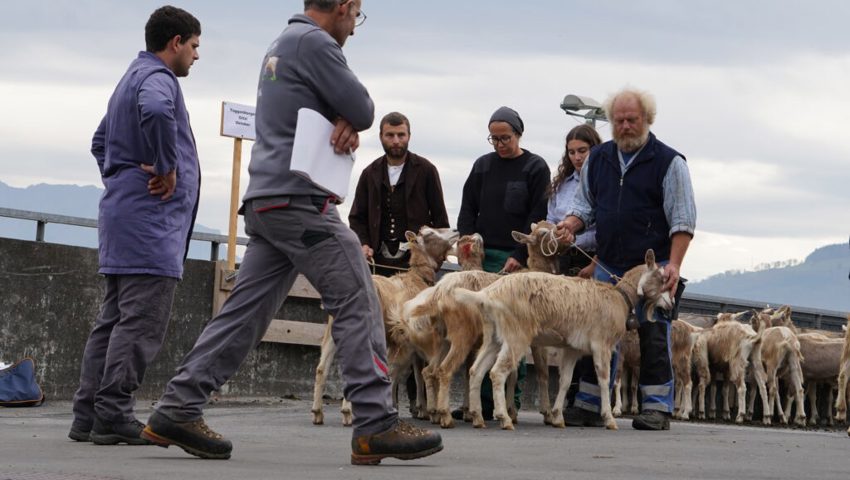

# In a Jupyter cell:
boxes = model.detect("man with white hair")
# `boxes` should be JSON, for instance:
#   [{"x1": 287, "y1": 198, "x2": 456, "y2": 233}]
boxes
[{"x1": 556, "y1": 87, "x2": 696, "y2": 430}]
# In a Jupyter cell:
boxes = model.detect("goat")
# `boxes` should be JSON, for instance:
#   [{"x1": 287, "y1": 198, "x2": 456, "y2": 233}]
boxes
[
  {"x1": 748, "y1": 312, "x2": 806, "y2": 425},
  {"x1": 456, "y1": 233, "x2": 485, "y2": 271},
  {"x1": 613, "y1": 330, "x2": 640, "y2": 416},
  {"x1": 835, "y1": 316, "x2": 850, "y2": 422},
  {"x1": 310, "y1": 226, "x2": 458, "y2": 426},
  {"x1": 452, "y1": 249, "x2": 671, "y2": 430},
  {"x1": 693, "y1": 312, "x2": 766, "y2": 424},
  {"x1": 397, "y1": 221, "x2": 561, "y2": 428},
  {"x1": 788, "y1": 332, "x2": 843, "y2": 426},
  {"x1": 671, "y1": 319, "x2": 703, "y2": 420}
]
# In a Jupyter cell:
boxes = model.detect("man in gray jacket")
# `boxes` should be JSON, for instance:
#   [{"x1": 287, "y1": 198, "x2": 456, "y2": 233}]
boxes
[{"x1": 142, "y1": 0, "x2": 443, "y2": 465}]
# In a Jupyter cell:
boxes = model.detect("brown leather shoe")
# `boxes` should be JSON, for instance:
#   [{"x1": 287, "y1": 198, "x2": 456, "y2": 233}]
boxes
[{"x1": 351, "y1": 420, "x2": 443, "y2": 465}]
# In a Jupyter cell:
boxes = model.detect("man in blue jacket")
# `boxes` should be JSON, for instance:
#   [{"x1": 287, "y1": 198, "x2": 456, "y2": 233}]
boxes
[
  {"x1": 142, "y1": 0, "x2": 443, "y2": 465},
  {"x1": 556, "y1": 87, "x2": 696, "y2": 431},
  {"x1": 70, "y1": 5, "x2": 202, "y2": 445}
]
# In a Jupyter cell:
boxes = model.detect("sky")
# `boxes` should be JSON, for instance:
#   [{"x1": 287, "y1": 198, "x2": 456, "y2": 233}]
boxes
[{"x1": 1, "y1": 0, "x2": 849, "y2": 281}]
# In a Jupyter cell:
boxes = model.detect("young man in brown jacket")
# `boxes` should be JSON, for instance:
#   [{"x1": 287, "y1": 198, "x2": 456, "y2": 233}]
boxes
[{"x1": 349, "y1": 112, "x2": 450, "y2": 276}]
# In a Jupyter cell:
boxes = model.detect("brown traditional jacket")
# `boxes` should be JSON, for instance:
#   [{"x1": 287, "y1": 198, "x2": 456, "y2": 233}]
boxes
[{"x1": 348, "y1": 152, "x2": 450, "y2": 252}]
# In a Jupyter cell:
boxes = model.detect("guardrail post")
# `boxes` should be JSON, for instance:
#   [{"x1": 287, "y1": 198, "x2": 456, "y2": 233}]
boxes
[
  {"x1": 36, "y1": 221, "x2": 45, "y2": 242},
  {"x1": 210, "y1": 241, "x2": 220, "y2": 262}
]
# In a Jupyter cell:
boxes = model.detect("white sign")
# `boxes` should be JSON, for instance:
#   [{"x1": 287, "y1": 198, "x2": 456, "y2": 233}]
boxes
[{"x1": 220, "y1": 101, "x2": 256, "y2": 141}]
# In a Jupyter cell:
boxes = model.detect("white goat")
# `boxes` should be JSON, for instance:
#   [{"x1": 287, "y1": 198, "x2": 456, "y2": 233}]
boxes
[{"x1": 452, "y1": 249, "x2": 671, "y2": 430}]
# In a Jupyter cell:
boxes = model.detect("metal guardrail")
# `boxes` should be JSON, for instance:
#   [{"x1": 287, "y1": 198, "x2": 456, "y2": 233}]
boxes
[
  {"x1": 0, "y1": 207, "x2": 247, "y2": 262},
  {"x1": 679, "y1": 292, "x2": 847, "y2": 331},
  {"x1": 2, "y1": 207, "x2": 847, "y2": 329}
]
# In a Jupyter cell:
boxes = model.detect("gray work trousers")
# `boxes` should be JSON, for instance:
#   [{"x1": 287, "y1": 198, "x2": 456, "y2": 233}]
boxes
[
  {"x1": 155, "y1": 195, "x2": 397, "y2": 437},
  {"x1": 72, "y1": 274, "x2": 178, "y2": 428}
]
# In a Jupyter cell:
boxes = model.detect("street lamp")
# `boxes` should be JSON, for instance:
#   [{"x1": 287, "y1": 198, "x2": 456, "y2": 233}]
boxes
[{"x1": 560, "y1": 94, "x2": 607, "y2": 127}]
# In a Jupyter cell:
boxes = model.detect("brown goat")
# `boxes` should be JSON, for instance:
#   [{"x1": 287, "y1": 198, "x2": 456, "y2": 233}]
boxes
[
  {"x1": 397, "y1": 221, "x2": 561, "y2": 428},
  {"x1": 310, "y1": 226, "x2": 458, "y2": 426},
  {"x1": 835, "y1": 316, "x2": 850, "y2": 422}
]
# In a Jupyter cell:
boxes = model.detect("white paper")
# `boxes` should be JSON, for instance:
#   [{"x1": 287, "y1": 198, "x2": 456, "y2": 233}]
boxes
[{"x1": 290, "y1": 108, "x2": 356, "y2": 201}]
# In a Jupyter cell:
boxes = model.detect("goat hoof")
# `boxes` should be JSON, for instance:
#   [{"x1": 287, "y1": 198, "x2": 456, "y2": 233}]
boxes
[
  {"x1": 311, "y1": 411, "x2": 324, "y2": 425},
  {"x1": 606, "y1": 421, "x2": 619, "y2": 431},
  {"x1": 342, "y1": 414, "x2": 353, "y2": 427},
  {"x1": 440, "y1": 418, "x2": 455, "y2": 429},
  {"x1": 501, "y1": 421, "x2": 515, "y2": 431}
]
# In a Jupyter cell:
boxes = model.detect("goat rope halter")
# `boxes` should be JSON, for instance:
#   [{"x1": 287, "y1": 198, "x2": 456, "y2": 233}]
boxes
[{"x1": 540, "y1": 228, "x2": 622, "y2": 282}]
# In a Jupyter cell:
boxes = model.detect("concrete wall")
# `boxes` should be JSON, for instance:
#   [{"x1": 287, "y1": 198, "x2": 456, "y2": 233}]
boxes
[
  {"x1": 0, "y1": 237, "x2": 559, "y2": 410},
  {"x1": 0, "y1": 237, "x2": 344, "y2": 402}
]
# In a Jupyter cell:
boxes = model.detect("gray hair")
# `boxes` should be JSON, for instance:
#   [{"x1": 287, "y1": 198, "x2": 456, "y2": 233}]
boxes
[
  {"x1": 603, "y1": 87, "x2": 657, "y2": 125},
  {"x1": 304, "y1": 0, "x2": 342, "y2": 12}
]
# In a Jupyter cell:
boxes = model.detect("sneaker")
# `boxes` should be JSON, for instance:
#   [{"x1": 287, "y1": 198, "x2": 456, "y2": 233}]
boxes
[
  {"x1": 632, "y1": 410, "x2": 671, "y2": 431},
  {"x1": 351, "y1": 419, "x2": 443, "y2": 465},
  {"x1": 90, "y1": 418, "x2": 152, "y2": 445},
  {"x1": 141, "y1": 410, "x2": 232, "y2": 460},
  {"x1": 68, "y1": 425, "x2": 91, "y2": 442},
  {"x1": 563, "y1": 406, "x2": 605, "y2": 427}
]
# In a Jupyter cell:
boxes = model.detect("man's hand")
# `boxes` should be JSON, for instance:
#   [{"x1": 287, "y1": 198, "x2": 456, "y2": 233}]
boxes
[
  {"x1": 361, "y1": 244, "x2": 374, "y2": 261},
  {"x1": 555, "y1": 220, "x2": 575, "y2": 246},
  {"x1": 577, "y1": 260, "x2": 596, "y2": 279},
  {"x1": 331, "y1": 118, "x2": 360, "y2": 155},
  {"x1": 503, "y1": 257, "x2": 523, "y2": 273},
  {"x1": 140, "y1": 164, "x2": 176, "y2": 201},
  {"x1": 662, "y1": 263, "x2": 681, "y2": 296}
]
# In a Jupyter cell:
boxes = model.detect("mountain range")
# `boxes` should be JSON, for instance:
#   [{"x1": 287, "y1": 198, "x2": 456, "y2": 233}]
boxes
[
  {"x1": 2, "y1": 181, "x2": 848, "y2": 312},
  {"x1": 0, "y1": 180, "x2": 222, "y2": 261}
]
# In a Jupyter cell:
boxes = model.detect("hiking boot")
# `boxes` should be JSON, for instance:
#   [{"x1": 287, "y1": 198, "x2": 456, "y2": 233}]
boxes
[
  {"x1": 632, "y1": 410, "x2": 671, "y2": 431},
  {"x1": 141, "y1": 410, "x2": 232, "y2": 460},
  {"x1": 351, "y1": 419, "x2": 443, "y2": 465},
  {"x1": 563, "y1": 406, "x2": 605, "y2": 427},
  {"x1": 90, "y1": 418, "x2": 152, "y2": 445},
  {"x1": 68, "y1": 425, "x2": 91, "y2": 442}
]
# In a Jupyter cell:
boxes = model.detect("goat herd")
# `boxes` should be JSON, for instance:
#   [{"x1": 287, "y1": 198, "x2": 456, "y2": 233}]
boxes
[{"x1": 308, "y1": 224, "x2": 850, "y2": 435}]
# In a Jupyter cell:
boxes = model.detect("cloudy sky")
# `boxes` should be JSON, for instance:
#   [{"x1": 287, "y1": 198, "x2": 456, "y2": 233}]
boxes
[{"x1": 1, "y1": 0, "x2": 848, "y2": 281}]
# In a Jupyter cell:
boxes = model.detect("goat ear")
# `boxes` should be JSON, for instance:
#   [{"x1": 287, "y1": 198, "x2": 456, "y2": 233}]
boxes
[
  {"x1": 405, "y1": 230, "x2": 417, "y2": 243},
  {"x1": 530, "y1": 222, "x2": 538, "y2": 230},
  {"x1": 511, "y1": 231, "x2": 530, "y2": 244},
  {"x1": 644, "y1": 249, "x2": 656, "y2": 268}
]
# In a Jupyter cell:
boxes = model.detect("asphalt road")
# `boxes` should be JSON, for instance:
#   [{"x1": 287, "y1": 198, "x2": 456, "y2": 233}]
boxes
[{"x1": 1, "y1": 399, "x2": 848, "y2": 480}]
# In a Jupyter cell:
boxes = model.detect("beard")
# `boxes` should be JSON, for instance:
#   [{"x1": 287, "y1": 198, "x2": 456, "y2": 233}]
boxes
[
  {"x1": 613, "y1": 128, "x2": 649, "y2": 153},
  {"x1": 383, "y1": 144, "x2": 408, "y2": 160}
]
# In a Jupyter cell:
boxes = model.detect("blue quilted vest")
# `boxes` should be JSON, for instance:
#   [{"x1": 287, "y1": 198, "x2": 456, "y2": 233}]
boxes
[{"x1": 587, "y1": 133, "x2": 684, "y2": 269}]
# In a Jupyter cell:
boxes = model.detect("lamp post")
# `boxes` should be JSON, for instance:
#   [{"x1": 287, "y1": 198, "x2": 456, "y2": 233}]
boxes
[{"x1": 560, "y1": 94, "x2": 607, "y2": 127}]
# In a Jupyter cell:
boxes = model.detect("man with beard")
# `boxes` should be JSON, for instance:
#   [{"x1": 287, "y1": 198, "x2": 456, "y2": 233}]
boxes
[
  {"x1": 556, "y1": 87, "x2": 696, "y2": 431},
  {"x1": 349, "y1": 112, "x2": 450, "y2": 276}
]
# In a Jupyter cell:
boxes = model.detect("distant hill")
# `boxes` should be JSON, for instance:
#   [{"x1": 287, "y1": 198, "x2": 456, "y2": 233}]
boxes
[
  {"x1": 0, "y1": 181, "x2": 223, "y2": 260},
  {"x1": 689, "y1": 243, "x2": 850, "y2": 313}
]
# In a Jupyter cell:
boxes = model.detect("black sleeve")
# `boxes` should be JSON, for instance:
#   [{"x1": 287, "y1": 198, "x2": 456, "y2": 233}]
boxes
[
  {"x1": 457, "y1": 162, "x2": 481, "y2": 235},
  {"x1": 427, "y1": 164, "x2": 450, "y2": 228},
  {"x1": 347, "y1": 169, "x2": 371, "y2": 246}
]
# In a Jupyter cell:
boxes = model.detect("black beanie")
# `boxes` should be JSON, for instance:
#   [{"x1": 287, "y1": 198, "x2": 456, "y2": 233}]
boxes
[{"x1": 489, "y1": 106, "x2": 524, "y2": 135}]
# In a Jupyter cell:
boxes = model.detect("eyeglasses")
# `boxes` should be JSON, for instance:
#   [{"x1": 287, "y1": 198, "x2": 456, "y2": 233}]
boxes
[
  {"x1": 340, "y1": 0, "x2": 367, "y2": 27},
  {"x1": 487, "y1": 135, "x2": 514, "y2": 146},
  {"x1": 355, "y1": 9, "x2": 367, "y2": 27}
]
